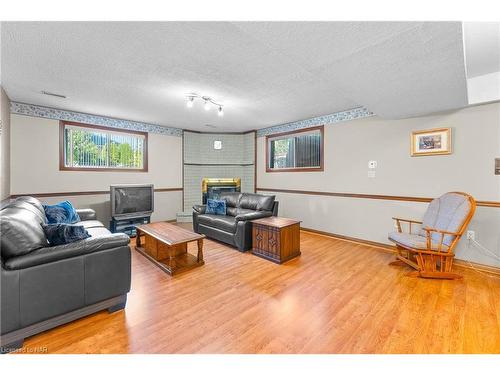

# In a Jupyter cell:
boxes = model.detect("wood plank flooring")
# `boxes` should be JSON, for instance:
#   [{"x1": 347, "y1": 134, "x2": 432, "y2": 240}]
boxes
[{"x1": 17, "y1": 225, "x2": 500, "y2": 354}]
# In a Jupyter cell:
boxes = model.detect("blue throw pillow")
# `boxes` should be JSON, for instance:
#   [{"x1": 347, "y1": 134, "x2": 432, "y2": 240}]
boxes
[
  {"x1": 206, "y1": 199, "x2": 226, "y2": 215},
  {"x1": 43, "y1": 201, "x2": 80, "y2": 224},
  {"x1": 43, "y1": 224, "x2": 91, "y2": 246}
]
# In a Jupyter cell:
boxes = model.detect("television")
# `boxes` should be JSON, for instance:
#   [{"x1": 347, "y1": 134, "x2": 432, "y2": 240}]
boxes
[{"x1": 110, "y1": 184, "x2": 154, "y2": 219}]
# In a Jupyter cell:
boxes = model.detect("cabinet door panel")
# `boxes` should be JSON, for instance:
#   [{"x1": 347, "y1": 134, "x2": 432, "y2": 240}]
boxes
[{"x1": 268, "y1": 228, "x2": 280, "y2": 259}]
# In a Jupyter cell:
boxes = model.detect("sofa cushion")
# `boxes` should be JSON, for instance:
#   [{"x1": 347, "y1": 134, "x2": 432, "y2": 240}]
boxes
[
  {"x1": 43, "y1": 224, "x2": 91, "y2": 246},
  {"x1": 198, "y1": 214, "x2": 237, "y2": 234},
  {"x1": 75, "y1": 208, "x2": 97, "y2": 221},
  {"x1": 233, "y1": 208, "x2": 253, "y2": 216},
  {"x1": 15, "y1": 196, "x2": 47, "y2": 222},
  {"x1": 5, "y1": 199, "x2": 47, "y2": 225},
  {"x1": 388, "y1": 231, "x2": 449, "y2": 251},
  {"x1": 0, "y1": 204, "x2": 49, "y2": 259},
  {"x1": 418, "y1": 193, "x2": 472, "y2": 246},
  {"x1": 219, "y1": 192, "x2": 241, "y2": 208},
  {"x1": 43, "y1": 200, "x2": 81, "y2": 224},
  {"x1": 80, "y1": 220, "x2": 106, "y2": 229},
  {"x1": 86, "y1": 226, "x2": 113, "y2": 238},
  {"x1": 239, "y1": 193, "x2": 275, "y2": 211}
]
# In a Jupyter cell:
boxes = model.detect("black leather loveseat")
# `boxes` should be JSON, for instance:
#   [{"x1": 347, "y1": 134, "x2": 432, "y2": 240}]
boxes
[
  {"x1": 0, "y1": 196, "x2": 131, "y2": 353},
  {"x1": 192, "y1": 192, "x2": 278, "y2": 251}
]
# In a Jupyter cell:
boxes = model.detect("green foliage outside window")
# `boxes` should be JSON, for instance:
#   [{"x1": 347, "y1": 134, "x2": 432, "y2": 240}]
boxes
[{"x1": 64, "y1": 126, "x2": 145, "y2": 169}]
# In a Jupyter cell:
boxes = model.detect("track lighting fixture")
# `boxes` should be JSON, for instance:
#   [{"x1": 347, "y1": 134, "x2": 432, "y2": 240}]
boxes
[
  {"x1": 204, "y1": 99, "x2": 211, "y2": 111},
  {"x1": 185, "y1": 93, "x2": 224, "y2": 117}
]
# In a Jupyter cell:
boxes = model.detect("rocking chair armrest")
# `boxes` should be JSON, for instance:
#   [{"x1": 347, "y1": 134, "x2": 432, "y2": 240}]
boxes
[
  {"x1": 392, "y1": 217, "x2": 423, "y2": 234},
  {"x1": 392, "y1": 217, "x2": 423, "y2": 224},
  {"x1": 423, "y1": 227, "x2": 461, "y2": 236},
  {"x1": 422, "y1": 227, "x2": 461, "y2": 253}
]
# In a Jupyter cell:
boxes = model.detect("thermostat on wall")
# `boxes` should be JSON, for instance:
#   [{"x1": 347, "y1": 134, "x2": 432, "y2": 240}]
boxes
[{"x1": 214, "y1": 140, "x2": 222, "y2": 150}]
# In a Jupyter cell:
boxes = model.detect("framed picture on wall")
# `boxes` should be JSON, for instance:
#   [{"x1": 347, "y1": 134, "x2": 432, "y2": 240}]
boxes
[{"x1": 411, "y1": 127, "x2": 452, "y2": 156}]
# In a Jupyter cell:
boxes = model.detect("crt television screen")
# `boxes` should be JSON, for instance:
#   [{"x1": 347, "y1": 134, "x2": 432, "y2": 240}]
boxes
[{"x1": 113, "y1": 186, "x2": 153, "y2": 215}]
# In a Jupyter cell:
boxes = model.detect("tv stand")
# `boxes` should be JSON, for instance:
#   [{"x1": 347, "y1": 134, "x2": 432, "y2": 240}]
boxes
[{"x1": 110, "y1": 215, "x2": 151, "y2": 237}]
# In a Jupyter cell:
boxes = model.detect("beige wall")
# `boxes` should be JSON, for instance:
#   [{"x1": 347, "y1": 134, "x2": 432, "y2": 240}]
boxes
[
  {"x1": 0, "y1": 87, "x2": 11, "y2": 200},
  {"x1": 257, "y1": 102, "x2": 500, "y2": 267},
  {"x1": 10, "y1": 114, "x2": 183, "y2": 223}
]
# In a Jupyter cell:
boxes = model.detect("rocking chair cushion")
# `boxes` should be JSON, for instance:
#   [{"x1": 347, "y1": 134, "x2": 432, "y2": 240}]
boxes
[
  {"x1": 418, "y1": 193, "x2": 472, "y2": 246},
  {"x1": 388, "y1": 231, "x2": 449, "y2": 251}
]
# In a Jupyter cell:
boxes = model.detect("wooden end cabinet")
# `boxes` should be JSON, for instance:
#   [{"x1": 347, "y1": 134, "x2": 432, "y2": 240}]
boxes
[{"x1": 251, "y1": 217, "x2": 301, "y2": 264}]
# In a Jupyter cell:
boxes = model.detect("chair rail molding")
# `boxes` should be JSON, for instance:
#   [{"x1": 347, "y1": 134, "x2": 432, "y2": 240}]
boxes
[
  {"x1": 256, "y1": 187, "x2": 500, "y2": 208},
  {"x1": 10, "y1": 101, "x2": 183, "y2": 137},
  {"x1": 256, "y1": 107, "x2": 374, "y2": 137}
]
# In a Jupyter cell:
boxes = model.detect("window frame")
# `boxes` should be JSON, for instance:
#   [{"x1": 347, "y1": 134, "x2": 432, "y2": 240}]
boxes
[
  {"x1": 265, "y1": 125, "x2": 324, "y2": 172},
  {"x1": 59, "y1": 120, "x2": 149, "y2": 172}
]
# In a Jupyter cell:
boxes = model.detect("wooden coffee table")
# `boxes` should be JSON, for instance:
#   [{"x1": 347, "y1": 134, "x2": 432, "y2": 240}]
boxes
[{"x1": 135, "y1": 222, "x2": 205, "y2": 276}]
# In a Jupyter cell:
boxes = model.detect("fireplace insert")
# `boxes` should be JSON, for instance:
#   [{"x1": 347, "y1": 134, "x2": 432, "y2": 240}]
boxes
[{"x1": 202, "y1": 178, "x2": 241, "y2": 204}]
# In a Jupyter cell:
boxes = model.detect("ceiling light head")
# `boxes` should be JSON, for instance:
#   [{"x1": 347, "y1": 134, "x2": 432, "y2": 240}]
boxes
[
  {"x1": 186, "y1": 96, "x2": 194, "y2": 108},
  {"x1": 218, "y1": 106, "x2": 224, "y2": 117},
  {"x1": 204, "y1": 99, "x2": 211, "y2": 111}
]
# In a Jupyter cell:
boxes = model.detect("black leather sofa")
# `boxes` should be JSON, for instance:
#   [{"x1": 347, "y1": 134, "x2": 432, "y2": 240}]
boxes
[
  {"x1": 0, "y1": 196, "x2": 131, "y2": 353},
  {"x1": 192, "y1": 192, "x2": 278, "y2": 251}
]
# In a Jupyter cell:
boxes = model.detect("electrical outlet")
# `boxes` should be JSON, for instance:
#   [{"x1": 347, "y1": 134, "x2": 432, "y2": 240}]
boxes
[{"x1": 466, "y1": 230, "x2": 475, "y2": 240}]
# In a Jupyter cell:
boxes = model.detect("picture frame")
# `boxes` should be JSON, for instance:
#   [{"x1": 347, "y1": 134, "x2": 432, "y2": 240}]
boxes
[{"x1": 410, "y1": 127, "x2": 452, "y2": 157}]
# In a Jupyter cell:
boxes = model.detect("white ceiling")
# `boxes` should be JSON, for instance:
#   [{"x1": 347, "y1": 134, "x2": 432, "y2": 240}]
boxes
[
  {"x1": 463, "y1": 22, "x2": 500, "y2": 78},
  {"x1": 1, "y1": 22, "x2": 470, "y2": 132}
]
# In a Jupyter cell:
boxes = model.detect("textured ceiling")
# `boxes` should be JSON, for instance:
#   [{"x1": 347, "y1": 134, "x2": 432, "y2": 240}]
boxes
[{"x1": 1, "y1": 22, "x2": 468, "y2": 131}]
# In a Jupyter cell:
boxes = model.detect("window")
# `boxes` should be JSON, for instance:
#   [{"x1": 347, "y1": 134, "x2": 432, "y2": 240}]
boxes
[
  {"x1": 266, "y1": 126, "x2": 324, "y2": 172},
  {"x1": 60, "y1": 121, "x2": 148, "y2": 171}
]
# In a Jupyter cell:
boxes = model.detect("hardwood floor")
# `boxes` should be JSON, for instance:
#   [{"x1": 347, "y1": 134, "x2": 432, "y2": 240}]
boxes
[{"x1": 17, "y1": 225, "x2": 500, "y2": 354}]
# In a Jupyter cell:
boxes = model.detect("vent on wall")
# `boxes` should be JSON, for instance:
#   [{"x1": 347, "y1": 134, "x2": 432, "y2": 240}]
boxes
[{"x1": 41, "y1": 91, "x2": 67, "y2": 99}]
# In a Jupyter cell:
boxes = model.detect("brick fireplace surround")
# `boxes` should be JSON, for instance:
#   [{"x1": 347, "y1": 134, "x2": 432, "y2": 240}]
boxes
[{"x1": 178, "y1": 131, "x2": 255, "y2": 222}]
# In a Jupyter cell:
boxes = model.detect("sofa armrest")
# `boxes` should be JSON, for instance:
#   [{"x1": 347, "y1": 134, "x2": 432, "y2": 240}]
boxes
[
  {"x1": 4, "y1": 233, "x2": 130, "y2": 270},
  {"x1": 235, "y1": 210, "x2": 272, "y2": 222},
  {"x1": 193, "y1": 205, "x2": 206, "y2": 214},
  {"x1": 76, "y1": 208, "x2": 97, "y2": 221}
]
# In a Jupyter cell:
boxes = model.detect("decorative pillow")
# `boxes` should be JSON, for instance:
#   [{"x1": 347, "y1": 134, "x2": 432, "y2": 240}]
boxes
[
  {"x1": 43, "y1": 201, "x2": 80, "y2": 224},
  {"x1": 43, "y1": 224, "x2": 90, "y2": 246},
  {"x1": 206, "y1": 199, "x2": 227, "y2": 215}
]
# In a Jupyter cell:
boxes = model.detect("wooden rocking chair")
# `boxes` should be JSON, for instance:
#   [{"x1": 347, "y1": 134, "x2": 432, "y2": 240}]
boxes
[{"x1": 388, "y1": 192, "x2": 476, "y2": 279}]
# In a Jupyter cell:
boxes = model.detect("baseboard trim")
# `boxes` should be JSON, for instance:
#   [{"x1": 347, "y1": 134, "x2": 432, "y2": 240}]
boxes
[
  {"x1": 300, "y1": 227, "x2": 500, "y2": 276},
  {"x1": 454, "y1": 259, "x2": 500, "y2": 276},
  {"x1": 301, "y1": 227, "x2": 396, "y2": 254}
]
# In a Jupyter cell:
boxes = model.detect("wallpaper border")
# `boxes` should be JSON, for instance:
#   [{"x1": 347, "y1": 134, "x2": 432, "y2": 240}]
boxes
[
  {"x1": 10, "y1": 102, "x2": 183, "y2": 137},
  {"x1": 256, "y1": 107, "x2": 374, "y2": 137}
]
